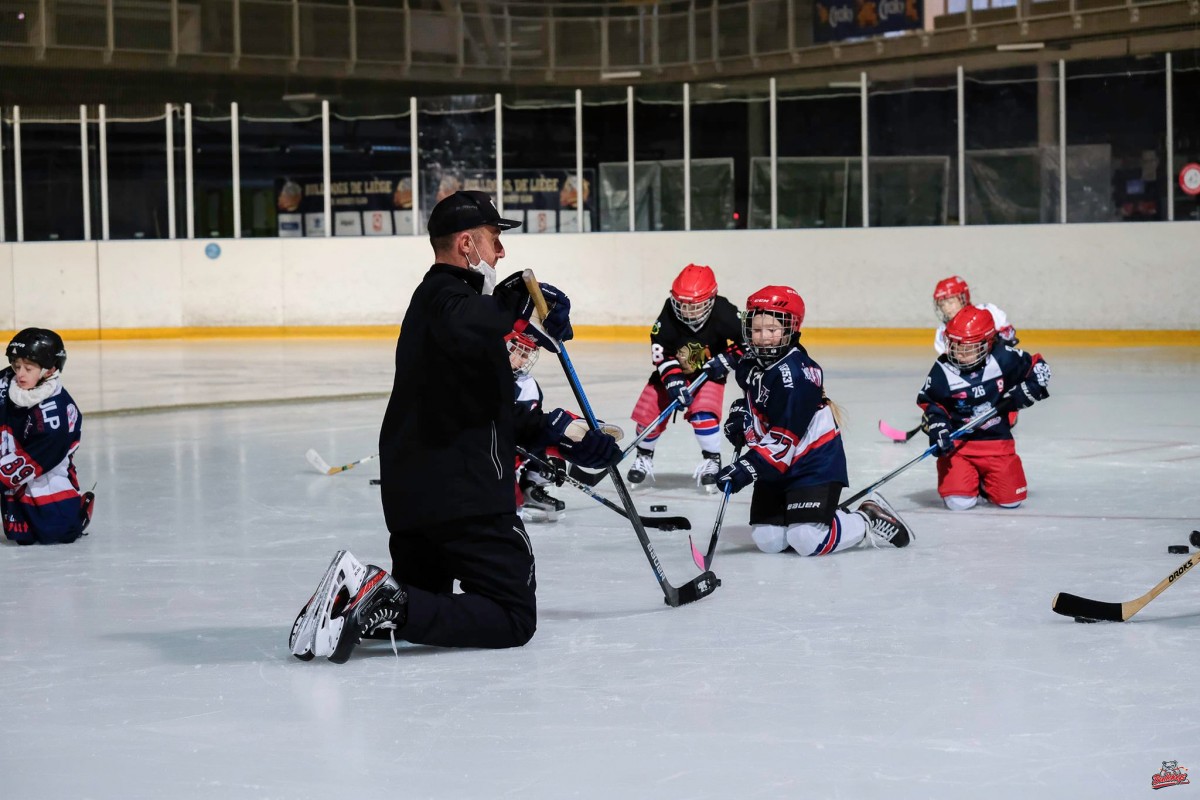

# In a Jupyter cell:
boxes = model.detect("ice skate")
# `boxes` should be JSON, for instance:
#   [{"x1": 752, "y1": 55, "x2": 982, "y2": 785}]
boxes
[
  {"x1": 857, "y1": 494, "x2": 914, "y2": 548},
  {"x1": 521, "y1": 484, "x2": 563, "y2": 523},
  {"x1": 79, "y1": 491, "x2": 95, "y2": 534},
  {"x1": 288, "y1": 549, "x2": 367, "y2": 660},
  {"x1": 627, "y1": 448, "x2": 655, "y2": 486},
  {"x1": 327, "y1": 565, "x2": 408, "y2": 664},
  {"x1": 692, "y1": 451, "x2": 722, "y2": 493}
]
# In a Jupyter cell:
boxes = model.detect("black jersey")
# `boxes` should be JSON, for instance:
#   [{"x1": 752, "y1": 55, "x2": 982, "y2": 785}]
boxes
[{"x1": 646, "y1": 296, "x2": 743, "y2": 386}]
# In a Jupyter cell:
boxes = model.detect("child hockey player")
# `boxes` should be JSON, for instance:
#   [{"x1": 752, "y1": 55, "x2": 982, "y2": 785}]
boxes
[
  {"x1": 1, "y1": 328, "x2": 93, "y2": 544},
  {"x1": 507, "y1": 329, "x2": 566, "y2": 521},
  {"x1": 933, "y1": 275, "x2": 1017, "y2": 355},
  {"x1": 718, "y1": 286, "x2": 913, "y2": 555},
  {"x1": 918, "y1": 306, "x2": 1051, "y2": 511},
  {"x1": 627, "y1": 263, "x2": 744, "y2": 491}
]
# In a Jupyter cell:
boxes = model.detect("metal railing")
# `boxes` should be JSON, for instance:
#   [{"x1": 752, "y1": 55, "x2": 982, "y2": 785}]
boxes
[{"x1": 0, "y1": 0, "x2": 1193, "y2": 83}]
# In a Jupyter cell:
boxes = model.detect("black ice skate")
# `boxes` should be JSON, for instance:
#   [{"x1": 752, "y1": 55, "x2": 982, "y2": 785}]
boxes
[
  {"x1": 289, "y1": 549, "x2": 367, "y2": 661},
  {"x1": 692, "y1": 451, "x2": 722, "y2": 493},
  {"x1": 627, "y1": 447, "x2": 655, "y2": 486},
  {"x1": 524, "y1": 484, "x2": 565, "y2": 512},
  {"x1": 328, "y1": 565, "x2": 408, "y2": 664},
  {"x1": 79, "y1": 491, "x2": 95, "y2": 534},
  {"x1": 857, "y1": 494, "x2": 914, "y2": 548}
]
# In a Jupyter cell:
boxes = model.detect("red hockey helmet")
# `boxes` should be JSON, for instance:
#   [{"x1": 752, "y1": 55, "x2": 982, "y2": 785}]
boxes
[
  {"x1": 933, "y1": 275, "x2": 972, "y2": 324},
  {"x1": 670, "y1": 264, "x2": 718, "y2": 329},
  {"x1": 504, "y1": 329, "x2": 539, "y2": 376},
  {"x1": 743, "y1": 285, "x2": 805, "y2": 364},
  {"x1": 944, "y1": 306, "x2": 996, "y2": 370}
]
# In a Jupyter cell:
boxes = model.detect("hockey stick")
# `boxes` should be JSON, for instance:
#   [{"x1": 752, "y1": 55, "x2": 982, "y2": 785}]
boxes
[
  {"x1": 1052, "y1": 549, "x2": 1200, "y2": 623},
  {"x1": 878, "y1": 419, "x2": 921, "y2": 443},
  {"x1": 622, "y1": 372, "x2": 711, "y2": 459},
  {"x1": 565, "y1": 372, "x2": 713, "y2": 489},
  {"x1": 689, "y1": 446, "x2": 740, "y2": 570},
  {"x1": 516, "y1": 447, "x2": 691, "y2": 531},
  {"x1": 305, "y1": 448, "x2": 379, "y2": 475},
  {"x1": 840, "y1": 402, "x2": 1005, "y2": 510},
  {"x1": 523, "y1": 270, "x2": 719, "y2": 607}
]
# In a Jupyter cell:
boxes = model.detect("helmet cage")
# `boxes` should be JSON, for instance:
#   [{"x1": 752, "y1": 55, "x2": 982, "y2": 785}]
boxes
[
  {"x1": 946, "y1": 337, "x2": 990, "y2": 371},
  {"x1": 743, "y1": 309, "x2": 798, "y2": 365},
  {"x1": 670, "y1": 296, "x2": 716, "y2": 330},
  {"x1": 934, "y1": 293, "x2": 970, "y2": 324},
  {"x1": 506, "y1": 333, "x2": 539, "y2": 377}
]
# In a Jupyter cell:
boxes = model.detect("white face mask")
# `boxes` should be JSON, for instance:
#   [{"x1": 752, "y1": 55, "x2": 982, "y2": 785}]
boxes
[{"x1": 468, "y1": 236, "x2": 497, "y2": 295}]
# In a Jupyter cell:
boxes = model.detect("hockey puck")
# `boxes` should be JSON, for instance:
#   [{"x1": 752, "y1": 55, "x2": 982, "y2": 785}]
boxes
[
  {"x1": 1191, "y1": 530, "x2": 1200, "y2": 549},
  {"x1": 650, "y1": 505, "x2": 667, "y2": 513},
  {"x1": 1074, "y1": 616, "x2": 1097, "y2": 624},
  {"x1": 370, "y1": 479, "x2": 381, "y2": 486},
  {"x1": 1168, "y1": 545, "x2": 1189, "y2": 555}
]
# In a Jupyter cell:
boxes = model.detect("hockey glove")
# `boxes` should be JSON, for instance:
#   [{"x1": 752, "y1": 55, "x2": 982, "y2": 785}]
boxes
[
  {"x1": 723, "y1": 399, "x2": 749, "y2": 449},
  {"x1": 544, "y1": 408, "x2": 621, "y2": 470},
  {"x1": 1006, "y1": 360, "x2": 1051, "y2": 410},
  {"x1": 662, "y1": 368, "x2": 693, "y2": 408},
  {"x1": 926, "y1": 418, "x2": 955, "y2": 456},
  {"x1": 546, "y1": 456, "x2": 567, "y2": 487},
  {"x1": 501, "y1": 275, "x2": 573, "y2": 343},
  {"x1": 716, "y1": 458, "x2": 757, "y2": 494},
  {"x1": 703, "y1": 349, "x2": 739, "y2": 381}
]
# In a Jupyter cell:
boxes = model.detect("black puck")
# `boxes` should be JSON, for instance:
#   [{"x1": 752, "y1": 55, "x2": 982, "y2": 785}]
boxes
[
  {"x1": 1074, "y1": 617, "x2": 1097, "y2": 624},
  {"x1": 1191, "y1": 530, "x2": 1200, "y2": 549},
  {"x1": 650, "y1": 505, "x2": 667, "y2": 513},
  {"x1": 1168, "y1": 545, "x2": 1189, "y2": 555},
  {"x1": 370, "y1": 479, "x2": 381, "y2": 485}
]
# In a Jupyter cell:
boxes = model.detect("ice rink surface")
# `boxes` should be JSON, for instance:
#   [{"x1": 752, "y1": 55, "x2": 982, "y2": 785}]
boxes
[{"x1": 3, "y1": 338, "x2": 1198, "y2": 800}]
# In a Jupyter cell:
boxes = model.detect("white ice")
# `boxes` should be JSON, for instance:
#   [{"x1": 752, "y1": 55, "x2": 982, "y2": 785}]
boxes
[{"x1": 3, "y1": 339, "x2": 1198, "y2": 799}]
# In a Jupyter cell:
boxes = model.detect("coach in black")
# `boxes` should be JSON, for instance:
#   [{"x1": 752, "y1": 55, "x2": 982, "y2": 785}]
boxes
[{"x1": 365, "y1": 190, "x2": 618, "y2": 654}]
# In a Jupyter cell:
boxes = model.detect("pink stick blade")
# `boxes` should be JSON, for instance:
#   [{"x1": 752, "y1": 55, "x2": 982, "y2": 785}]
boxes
[
  {"x1": 688, "y1": 535, "x2": 706, "y2": 572},
  {"x1": 878, "y1": 419, "x2": 910, "y2": 442}
]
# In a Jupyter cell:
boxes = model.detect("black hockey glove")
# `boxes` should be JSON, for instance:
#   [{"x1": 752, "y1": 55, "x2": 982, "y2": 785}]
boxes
[
  {"x1": 926, "y1": 418, "x2": 955, "y2": 456},
  {"x1": 545, "y1": 408, "x2": 621, "y2": 470},
  {"x1": 500, "y1": 274, "x2": 574, "y2": 343},
  {"x1": 723, "y1": 399, "x2": 749, "y2": 449},
  {"x1": 662, "y1": 367, "x2": 693, "y2": 408},
  {"x1": 703, "y1": 349, "x2": 739, "y2": 381},
  {"x1": 716, "y1": 458, "x2": 756, "y2": 494},
  {"x1": 546, "y1": 456, "x2": 567, "y2": 487}
]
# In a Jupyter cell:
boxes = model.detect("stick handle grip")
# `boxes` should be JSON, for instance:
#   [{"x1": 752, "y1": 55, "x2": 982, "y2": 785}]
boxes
[{"x1": 521, "y1": 269, "x2": 550, "y2": 323}]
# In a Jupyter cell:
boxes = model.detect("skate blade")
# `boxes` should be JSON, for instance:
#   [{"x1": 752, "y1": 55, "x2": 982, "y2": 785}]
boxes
[{"x1": 291, "y1": 550, "x2": 365, "y2": 659}]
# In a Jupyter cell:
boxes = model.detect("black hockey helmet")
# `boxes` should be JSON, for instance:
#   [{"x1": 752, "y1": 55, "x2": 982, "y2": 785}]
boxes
[{"x1": 6, "y1": 327, "x2": 67, "y2": 372}]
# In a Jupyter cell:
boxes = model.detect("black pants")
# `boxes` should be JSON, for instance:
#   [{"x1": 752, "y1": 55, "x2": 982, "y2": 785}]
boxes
[{"x1": 389, "y1": 512, "x2": 537, "y2": 649}]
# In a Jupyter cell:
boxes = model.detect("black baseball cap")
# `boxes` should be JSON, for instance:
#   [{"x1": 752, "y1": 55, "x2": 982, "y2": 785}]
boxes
[{"x1": 426, "y1": 190, "x2": 522, "y2": 237}]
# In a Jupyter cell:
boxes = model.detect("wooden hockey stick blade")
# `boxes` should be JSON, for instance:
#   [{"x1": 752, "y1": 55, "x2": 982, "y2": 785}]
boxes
[
  {"x1": 1051, "y1": 550, "x2": 1200, "y2": 622},
  {"x1": 878, "y1": 419, "x2": 920, "y2": 443}
]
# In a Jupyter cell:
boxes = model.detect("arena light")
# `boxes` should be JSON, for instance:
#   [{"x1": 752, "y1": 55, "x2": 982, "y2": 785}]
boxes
[
  {"x1": 600, "y1": 70, "x2": 642, "y2": 80},
  {"x1": 996, "y1": 42, "x2": 1045, "y2": 52}
]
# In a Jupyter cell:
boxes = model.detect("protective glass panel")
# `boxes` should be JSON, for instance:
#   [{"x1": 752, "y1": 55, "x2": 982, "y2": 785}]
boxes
[
  {"x1": 763, "y1": 86, "x2": 860, "y2": 229},
  {"x1": 106, "y1": 108, "x2": 169, "y2": 239},
  {"x1": 964, "y1": 65, "x2": 1059, "y2": 224},
  {"x1": 1172, "y1": 51, "x2": 1200, "y2": 222},
  {"x1": 582, "y1": 88, "x2": 630, "y2": 232},
  {"x1": 418, "y1": 95, "x2": 496, "y2": 231},
  {"x1": 504, "y1": 89, "x2": 590, "y2": 234},
  {"x1": 192, "y1": 106, "x2": 234, "y2": 238},
  {"x1": 1, "y1": 114, "x2": 13, "y2": 241},
  {"x1": 690, "y1": 79, "x2": 768, "y2": 230},
  {"x1": 325, "y1": 101, "x2": 413, "y2": 238},
  {"x1": 869, "y1": 76, "x2": 956, "y2": 226},
  {"x1": 13, "y1": 110, "x2": 84, "y2": 241},
  {"x1": 633, "y1": 86, "x2": 683, "y2": 230},
  {"x1": 238, "y1": 104, "x2": 323, "y2": 238}
]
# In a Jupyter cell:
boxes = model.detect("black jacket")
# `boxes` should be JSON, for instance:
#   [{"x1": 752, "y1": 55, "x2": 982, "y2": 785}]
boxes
[{"x1": 380, "y1": 263, "x2": 547, "y2": 531}]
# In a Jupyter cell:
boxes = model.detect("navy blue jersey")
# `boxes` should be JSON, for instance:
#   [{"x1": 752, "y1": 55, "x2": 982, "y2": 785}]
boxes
[
  {"x1": 917, "y1": 345, "x2": 1046, "y2": 440},
  {"x1": 734, "y1": 345, "x2": 848, "y2": 489},
  {"x1": 647, "y1": 296, "x2": 743, "y2": 385},
  {"x1": 0, "y1": 369, "x2": 84, "y2": 543}
]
